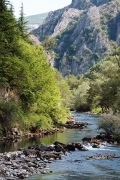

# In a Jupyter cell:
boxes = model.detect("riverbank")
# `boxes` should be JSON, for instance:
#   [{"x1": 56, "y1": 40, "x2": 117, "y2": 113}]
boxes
[
  {"x1": 0, "y1": 128, "x2": 64, "y2": 143},
  {"x1": 0, "y1": 140, "x2": 120, "y2": 180},
  {"x1": 0, "y1": 119, "x2": 88, "y2": 143},
  {"x1": 0, "y1": 141, "x2": 88, "y2": 179},
  {"x1": 0, "y1": 143, "x2": 65, "y2": 179},
  {"x1": 0, "y1": 113, "x2": 120, "y2": 180}
]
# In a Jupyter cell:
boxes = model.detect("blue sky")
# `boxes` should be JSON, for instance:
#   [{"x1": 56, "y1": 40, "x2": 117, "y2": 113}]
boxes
[{"x1": 9, "y1": 0, "x2": 72, "y2": 17}]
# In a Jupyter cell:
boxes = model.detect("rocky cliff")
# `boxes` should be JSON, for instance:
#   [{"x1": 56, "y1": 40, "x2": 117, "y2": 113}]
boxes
[{"x1": 33, "y1": 0, "x2": 120, "y2": 76}]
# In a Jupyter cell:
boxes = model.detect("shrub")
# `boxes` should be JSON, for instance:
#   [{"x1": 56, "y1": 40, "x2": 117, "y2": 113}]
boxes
[
  {"x1": 0, "y1": 98, "x2": 23, "y2": 128},
  {"x1": 98, "y1": 114, "x2": 120, "y2": 141},
  {"x1": 91, "y1": 107, "x2": 102, "y2": 114}
]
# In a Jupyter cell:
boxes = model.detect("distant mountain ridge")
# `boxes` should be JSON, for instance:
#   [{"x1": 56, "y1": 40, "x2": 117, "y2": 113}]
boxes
[
  {"x1": 24, "y1": 13, "x2": 48, "y2": 31},
  {"x1": 25, "y1": 13, "x2": 48, "y2": 24},
  {"x1": 32, "y1": 0, "x2": 120, "y2": 76}
]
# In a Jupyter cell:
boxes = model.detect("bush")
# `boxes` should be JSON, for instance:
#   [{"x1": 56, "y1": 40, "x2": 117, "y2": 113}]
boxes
[
  {"x1": 0, "y1": 97, "x2": 24, "y2": 136},
  {"x1": 98, "y1": 114, "x2": 120, "y2": 141},
  {"x1": 91, "y1": 107, "x2": 102, "y2": 114},
  {"x1": 0, "y1": 98, "x2": 23, "y2": 128}
]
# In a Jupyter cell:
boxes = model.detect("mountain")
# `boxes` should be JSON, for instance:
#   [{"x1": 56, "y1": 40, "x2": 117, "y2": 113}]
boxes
[
  {"x1": 32, "y1": 0, "x2": 120, "y2": 76},
  {"x1": 24, "y1": 13, "x2": 48, "y2": 31}
]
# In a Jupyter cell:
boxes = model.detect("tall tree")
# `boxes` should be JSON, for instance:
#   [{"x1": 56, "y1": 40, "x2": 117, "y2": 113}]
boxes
[
  {"x1": 18, "y1": 2, "x2": 29, "y2": 41},
  {"x1": 0, "y1": 0, "x2": 20, "y2": 87},
  {"x1": 0, "y1": 0, "x2": 19, "y2": 54}
]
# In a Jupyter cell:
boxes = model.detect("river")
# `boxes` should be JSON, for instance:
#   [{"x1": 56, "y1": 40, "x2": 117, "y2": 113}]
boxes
[{"x1": 0, "y1": 112, "x2": 120, "y2": 179}]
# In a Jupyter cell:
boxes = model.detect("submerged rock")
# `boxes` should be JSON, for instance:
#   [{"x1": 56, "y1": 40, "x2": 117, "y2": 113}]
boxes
[
  {"x1": 87, "y1": 153, "x2": 120, "y2": 160},
  {"x1": 65, "y1": 121, "x2": 88, "y2": 129}
]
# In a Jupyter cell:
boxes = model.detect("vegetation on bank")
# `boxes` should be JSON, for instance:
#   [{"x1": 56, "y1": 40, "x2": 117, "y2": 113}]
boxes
[
  {"x1": 65, "y1": 46, "x2": 120, "y2": 140},
  {"x1": 0, "y1": 0, "x2": 70, "y2": 136},
  {"x1": 98, "y1": 114, "x2": 120, "y2": 143},
  {"x1": 67, "y1": 46, "x2": 120, "y2": 114},
  {"x1": 0, "y1": 0, "x2": 120, "y2": 142}
]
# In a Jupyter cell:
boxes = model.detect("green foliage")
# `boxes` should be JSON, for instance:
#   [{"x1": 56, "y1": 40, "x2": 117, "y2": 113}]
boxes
[
  {"x1": 17, "y1": 3, "x2": 29, "y2": 41},
  {"x1": 91, "y1": 107, "x2": 102, "y2": 114},
  {"x1": 0, "y1": 97, "x2": 24, "y2": 130},
  {"x1": 43, "y1": 36, "x2": 57, "y2": 51},
  {"x1": 0, "y1": 0, "x2": 69, "y2": 134},
  {"x1": 23, "y1": 113, "x2": 53, "y2": 130},
  {"x1": 98, "y1": 114, "x2": 120, "y2": 141},
  {"x1": 68, "y1": 45, "x2": 77, "y2": 55},
  {"x1": 70, "y1": 47, "x2": 120, "y2": 114},
  {"x1": 100, "y1": 9, "x2": 120, "y2": 40},
  {"x1": 70, "y1": 80, "x2": 90, "y2": 111},
  {"x1": 92, "y1": 53, "x2": 100, "y2": 61},
  {"x1": 66, "y1": 75, "x2": 80, "y2": 90},
  {"x1": 84, "y1": 48, "x2": 92, "y2": 55},
  {"x1": 0, "y1": 0, "x2": 19, "y2": 57},
  {"x1": 84, "y1": 26, "x2": 94, "y2": 41},
  {"x1": 54, "y1": 70, "x2": 71, "y2": 108}
]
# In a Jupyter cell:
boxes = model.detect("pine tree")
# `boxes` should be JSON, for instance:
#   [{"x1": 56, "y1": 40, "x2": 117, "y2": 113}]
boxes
[
  {"x1": 18, "y1": 3, "x2": 29, "y2": 41},
  {"x1": 0, "y1": 0, "x2": 19, "y2": 52},
  {"x1": 0, "y1": 0, "x2": 20, "y2": 87}
]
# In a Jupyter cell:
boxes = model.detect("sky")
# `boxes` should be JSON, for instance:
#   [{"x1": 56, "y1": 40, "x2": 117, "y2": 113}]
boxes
[{"x1": 9, "y1": 0, "x2": 72, "y2": 17}]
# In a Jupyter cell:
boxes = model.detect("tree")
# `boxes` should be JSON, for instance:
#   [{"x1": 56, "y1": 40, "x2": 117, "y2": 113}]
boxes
[
  {"x1": 43, "y1": 36, "x2": 56, "y2": 51},
  {"x1": 54, "y1": 70, "x2": 71, "y2": 108},
  {"x1": 18, "y1": 2, "x2": 29, "y2": 41},
  {"x1": 0, "y1": 0, "x2": 69, "y2": 132},
  {"x1": 66, "y1": 74, "x2": 80, "y2": 90},
  {"x1": 0, "y1": 0, "x2": 20, "y2": 87},
  {"x1": 0, "y1": 0, "x2": 19, "y2": 54},
  {"x1": 70, "y1": 80, "x2": 90, "y2": 111}
]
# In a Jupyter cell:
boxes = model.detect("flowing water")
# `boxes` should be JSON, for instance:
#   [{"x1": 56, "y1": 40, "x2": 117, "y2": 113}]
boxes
[{"x1": 0, "y1": 112, "x2": 120, "y2": 179}]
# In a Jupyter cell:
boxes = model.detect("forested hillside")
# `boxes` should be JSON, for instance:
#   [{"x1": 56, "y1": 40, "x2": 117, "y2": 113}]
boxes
[
  {"x1": 0, "y1": 0, "x2": 70, "y2": 136},
  {"x1": 66, "y1": 46, "x2": 120, "y2": 139},
  {"x1": 67, "y1": 46, "x2": 120, "y2": 114}
]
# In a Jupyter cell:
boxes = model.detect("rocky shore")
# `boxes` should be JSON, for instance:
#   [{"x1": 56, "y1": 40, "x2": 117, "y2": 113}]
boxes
[
  {"x1": 65, "y1": 119, "x2": 88, "y2": 129},
  {"x1": 0, "y1": 119, "x2": 119, "y2": 180},
  {"x1": 0, "y1": 139, "x2": 120, "y2": 179},
  {"x1": 0, "y1": 119, "x2": 88, "y2": 143},
  {"x1": 0, "y1": 127, "x2": 64, "y2": 143},
  {"x1": 0, "y1": 141, "x2": 88, "y2": 179},
  {"x1": 82, "y1": 131, "x2": 120, "y2": 148}
]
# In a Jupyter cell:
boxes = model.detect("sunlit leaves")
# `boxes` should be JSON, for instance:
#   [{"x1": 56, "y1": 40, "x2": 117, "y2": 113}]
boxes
[{"x1": 0, "y1": 0, "x2": 69, "y2": 130}]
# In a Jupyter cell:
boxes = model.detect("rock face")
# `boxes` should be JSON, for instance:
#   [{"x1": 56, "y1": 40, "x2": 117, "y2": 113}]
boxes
[
  {"x1": 116, "y1": 19, "x2": 120, "y2": 45},
  {"x1": 52, "y1": 8, "x2": 83, "y2": 37},
  {"x1": 33, "y1": 0, "x2": 120, "y2": 76},
  {"x1": 33, "y1": 8, "x2": 67, "y2": 41}
]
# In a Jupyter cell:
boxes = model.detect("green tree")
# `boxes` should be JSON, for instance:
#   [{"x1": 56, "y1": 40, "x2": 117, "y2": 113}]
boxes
[
  {"x1": 70, "y1": 80, "x2": 90, "y2": 111},
  {"x1": 66, "y1": 74, "x2": 80, "y2": 90},
  {"x1": 0, "y1": 0, "x2": 69, "y2": 132},
  {"x1": 0, "y1": 0, "x2": 20, "y2": 87},
  {"x1": 18, "y1": 2, "x2": 29, "y2": 41},
  {"x1": 43, "y1": 36, "x2": 56, "y2": 51},
  {"x1": 54, "y1": 70, "x2": 71, "y2": 108}
]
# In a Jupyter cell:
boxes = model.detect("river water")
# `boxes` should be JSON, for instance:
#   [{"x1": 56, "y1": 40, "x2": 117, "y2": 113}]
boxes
[{"x1": 1, "y1": 112, "x2": 120, "y2": 179}]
